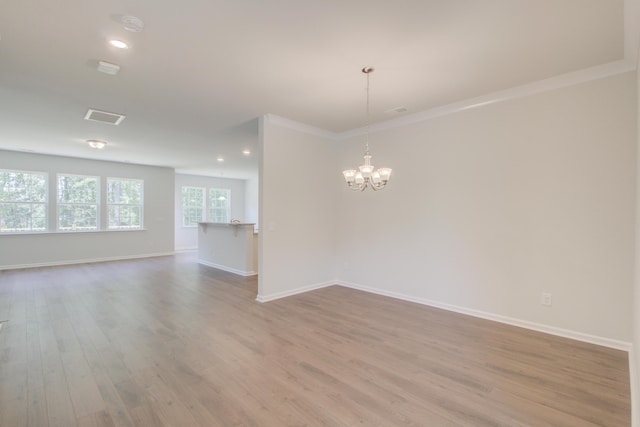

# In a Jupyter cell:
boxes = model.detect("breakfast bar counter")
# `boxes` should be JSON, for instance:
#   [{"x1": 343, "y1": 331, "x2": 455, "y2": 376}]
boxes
[{"x1": 197, "y1": 222, "x2": 257, "y2": 276}]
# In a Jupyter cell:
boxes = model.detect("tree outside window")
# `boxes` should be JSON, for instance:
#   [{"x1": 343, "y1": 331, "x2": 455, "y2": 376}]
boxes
[
  {"x1": 108, "y1": 178, "x2": 143, "y2": 230},
  {"x1": 58, "y1": 174, "x2": 99, "y2": 231},
  {"x1": 0, "y1": 169, "x2": 47, "y2": 233}
]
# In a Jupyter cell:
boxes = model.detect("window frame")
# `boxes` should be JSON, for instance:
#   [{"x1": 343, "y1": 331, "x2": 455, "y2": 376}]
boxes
[
  {"x1": 107, "y1": 177, "x2": 144, "y2": 231},
  {"x1": 0, "y1": 169, "x2": 48, "y2": 234},
  {"x1": 57, "y1": 173, "x2": 100, "y2": 232},
  {"x1": 208, "y1": 188, "x2": 231, "y2": 223},
  {"x1": 182, "y1": 186, "x2": 206, "y2": 227}
]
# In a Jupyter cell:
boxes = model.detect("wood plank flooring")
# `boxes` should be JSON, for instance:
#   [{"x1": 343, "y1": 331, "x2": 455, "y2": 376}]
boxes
[{"x1": 0, "y1": 254, "x2": 630, "y2": 426}]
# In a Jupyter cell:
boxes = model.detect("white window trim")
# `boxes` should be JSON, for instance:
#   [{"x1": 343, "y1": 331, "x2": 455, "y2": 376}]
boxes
[
  {"x1": 0, "y1": 168, "x2": 49, "y2": 233},
  {"x1": 208, "y1": 188, "x2": 231, "y2": 223},
  {"x1": 107, "y1": 177, "x2": 144, "y2": 230},
  {"x1": 56, "y1": 173, "x2": 100, "y2": 232},
  {"x1": 182, "y1": 186, "x2": 206, "y2": 227}
]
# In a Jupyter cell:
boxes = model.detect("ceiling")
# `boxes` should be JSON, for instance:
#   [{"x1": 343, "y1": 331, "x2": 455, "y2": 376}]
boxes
[{"x1": 0, "y1": 0, "x2": 635, "y2": 179}]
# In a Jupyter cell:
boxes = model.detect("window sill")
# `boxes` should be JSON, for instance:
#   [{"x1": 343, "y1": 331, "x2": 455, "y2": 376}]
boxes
[{"x1": 0, "y1": 229, "x2": 147, "y2": 236}]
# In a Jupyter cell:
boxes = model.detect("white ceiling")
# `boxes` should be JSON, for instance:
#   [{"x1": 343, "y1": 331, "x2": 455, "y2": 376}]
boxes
[{"x1": 0, "y1": 0, "x2": 635, "y2": 179}]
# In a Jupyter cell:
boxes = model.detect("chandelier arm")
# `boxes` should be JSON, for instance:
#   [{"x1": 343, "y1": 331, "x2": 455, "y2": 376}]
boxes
[{"x1": 370, "y1": 179, "x2": 388, "y2": 191}]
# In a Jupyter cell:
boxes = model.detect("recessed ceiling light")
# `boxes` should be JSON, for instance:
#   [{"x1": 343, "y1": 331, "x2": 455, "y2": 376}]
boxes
[
  {"x1": 217, "y1": 157, "x2": 224, "y2": 162},
  {"x1": 242, "y1": 149, "x2": 251, "y2": 155},
  {"x1": 87, "y1": 139, "x2": 107, "y2": 149},
  {"x1": 108, "y1": 39, "x2": 129, "y2": 49}
]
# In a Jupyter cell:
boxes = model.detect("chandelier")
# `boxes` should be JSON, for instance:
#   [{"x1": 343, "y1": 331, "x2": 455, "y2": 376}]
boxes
[{"x1": 342, "y1": 67, "x2": 392, "y2": 191}]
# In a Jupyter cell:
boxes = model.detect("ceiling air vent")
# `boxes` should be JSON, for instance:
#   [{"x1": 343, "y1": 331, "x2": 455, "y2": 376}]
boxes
[{"x1": 84, "y1": 109, "x2": 126, "y2": 125}]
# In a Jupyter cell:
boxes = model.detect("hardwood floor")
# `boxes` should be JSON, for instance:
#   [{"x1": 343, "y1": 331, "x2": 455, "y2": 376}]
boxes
[{"x1": 0, "y1": 254, "x2": 630, "y2": 426}]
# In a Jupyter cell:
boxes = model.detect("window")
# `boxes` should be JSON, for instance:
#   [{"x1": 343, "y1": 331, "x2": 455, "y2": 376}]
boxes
[
  {"x1": 182, "y1": 186, "x2": 205, "y2": 227},
  {"x1": 107, "y1": 178, "x2": 143, "y2": 230},
  {"x1": 58, "y1": 174, "x2": 99, "y2": 231},
  {"x1": 0, "y1": 169, "x2": 47, "y2": 233},
  {"x1": 209, "y1": 188, "x2": 230, "y2": 223}
]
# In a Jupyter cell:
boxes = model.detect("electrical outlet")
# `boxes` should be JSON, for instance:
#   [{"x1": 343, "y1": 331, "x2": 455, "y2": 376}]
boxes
[{"x1": 541, "y1": 292, "x2": 552, "y2": 307}]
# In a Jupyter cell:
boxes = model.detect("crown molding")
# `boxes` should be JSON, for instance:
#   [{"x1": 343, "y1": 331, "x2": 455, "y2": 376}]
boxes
[
  {"x1": 264, "y1": 114, "x2": 339, "y2": 140},
  {"x1": 267, "y1": 59, "x2": 635, "y2": 142},
  {"x1": 338, "y1": 60, "x2": 635, "y2": 140}
]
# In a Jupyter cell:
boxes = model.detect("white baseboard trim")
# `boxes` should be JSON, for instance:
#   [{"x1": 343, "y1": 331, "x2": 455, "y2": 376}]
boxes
[
  {"x1": 256, "y1": 281, "x2": 335, "y2": 303},
  {"x1": 174, "y1": 247, "x2": 197, "y2": 253},
  {"x1": 198, "y1": 260, "x2": 257, "y2": 277},
  {"x1": 0, "y1": 252, "x2": 176, "y2": 271},
  {"x1": 336, "y1": 280, "x2": 632, "y2": 352}
]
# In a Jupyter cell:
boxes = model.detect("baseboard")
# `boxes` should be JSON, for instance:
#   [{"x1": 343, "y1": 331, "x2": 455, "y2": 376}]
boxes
[
  {"x1": 256, "y1": 281, "x2": 335, "y2": 303},
  {"x1": 174, "y1": 247, "x2": 197, "y2": 253},
  {"x1": 0, "y1": 252, "x2": 176, "y2": 271},
  {"x1": 198, "y1": 260, "x2": 257, "y2": 277},
  {"x1": 336, "y1": 280, "x2": 632, "y2": 352}
]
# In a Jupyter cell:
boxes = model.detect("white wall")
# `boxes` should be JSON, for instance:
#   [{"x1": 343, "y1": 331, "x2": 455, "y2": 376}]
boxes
[
  {"x1": 336, "y1": 72, "x2": 636, "y2": 344},
  {"x1": 0, "y1": 150, "x2": 174, "y2": 268},
  {"x1": 258, "y1": 115, "x2": 337, "y2": 301},
  {"x1": 174, "y1": 173, "x2": 247, "y2": 251}
]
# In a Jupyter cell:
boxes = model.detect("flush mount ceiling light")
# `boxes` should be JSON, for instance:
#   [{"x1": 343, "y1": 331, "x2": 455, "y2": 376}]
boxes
[
  {"x1": 242, "y1": 149, "x2": 251, "y2": 155},
  {"x1": 87, "y1": 139, "x2": 107, "y2": 149},
  {"x1": 108, "y1": 39, "x2": 129, "y2": 49},
  {"x1": 342, "y1": 67, "x2": 392, "y2": 191},
  {"x1": 216, "y1": 157, "x2": 224, "y2": 162}
]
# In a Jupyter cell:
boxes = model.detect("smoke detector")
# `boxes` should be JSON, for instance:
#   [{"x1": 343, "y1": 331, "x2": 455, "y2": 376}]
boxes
[{"x1": 122, "y1": 15, "x2": 144, "y2": 32}]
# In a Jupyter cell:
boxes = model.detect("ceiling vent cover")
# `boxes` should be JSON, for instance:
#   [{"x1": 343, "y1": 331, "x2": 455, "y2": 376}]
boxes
[{"x1": 84, "y1": 109, "x2": 126, "y2": 125}]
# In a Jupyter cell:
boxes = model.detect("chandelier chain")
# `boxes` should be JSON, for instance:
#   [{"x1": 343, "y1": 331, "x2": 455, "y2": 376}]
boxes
[{"x1": 365, "y1": 70, "x2": 370, "y2": 154}]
